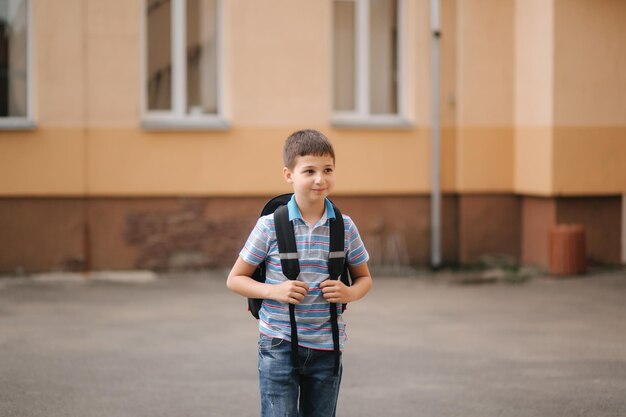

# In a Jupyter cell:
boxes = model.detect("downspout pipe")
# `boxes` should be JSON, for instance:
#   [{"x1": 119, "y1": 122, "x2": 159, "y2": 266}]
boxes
[{"x1": 430, "y1": 0, "x2": 442, "y2": 269}]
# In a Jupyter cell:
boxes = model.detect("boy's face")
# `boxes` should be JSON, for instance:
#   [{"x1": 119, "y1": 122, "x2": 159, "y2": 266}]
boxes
[{"x1": 283, "y1": 154, "x2": 335, "y2": 206}]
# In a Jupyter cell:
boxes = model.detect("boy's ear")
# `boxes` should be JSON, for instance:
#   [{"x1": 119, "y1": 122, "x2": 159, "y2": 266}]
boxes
[{"x1": 283, "y1": 167, "x2": 293, "y2": 183}]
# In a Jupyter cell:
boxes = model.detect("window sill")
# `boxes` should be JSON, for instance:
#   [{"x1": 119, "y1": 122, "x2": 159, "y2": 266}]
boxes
[
  {"x1": 0, "y1": 118, "x2": 37, "y2": 131},
  {"x1": 330, "y1": 115, "x2": 413, "y2": 130},
  {"x1": 142, "y1": 116, "x2": 230, "y2": 131}
]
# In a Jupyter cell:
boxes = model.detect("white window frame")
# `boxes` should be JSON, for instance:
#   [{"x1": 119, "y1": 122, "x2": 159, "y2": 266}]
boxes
[
  {"x1": 141, "y1": 0, "x2": 228, "y2": 130},
  {"x1": 331, "y1": 0, "x2": 410, "y2": 129},
  {"x1": 0, "y1": 0, "x2": 35, "y2": 130}
]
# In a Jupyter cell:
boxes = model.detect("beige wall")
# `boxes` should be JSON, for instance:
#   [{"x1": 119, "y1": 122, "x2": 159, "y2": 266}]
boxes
[
  {"x1": 2, "y1": 0, "x2": 626, "y2": 271},
  {"x1": 440, "y1": 0, "x2": 457, "y2": 191},
  {"x1": 86, "y1": 127, "x2": 430, "y2": 196},
  {"x1": 228, "y1": 0, "x2": 330, "y2": 127},
  {"x1": 553, "y1": 0, "x2": 626, "y2": 126},
  {"x1": 455, "y1": 0, "x2": 514, "y2": 192},
  {"x1": 0, "y1": 0, "x2": 433, "y2": 197},
  {"x1": 514, "y1": 0, "x2": 553, "y2": 196},
  {"x1": 1, "y1": 0, "x2": 625, "y2": 198},
  {"x1": 36, "y1": 0, "x2": 85, "y2": 126},
  {"x1": 35, "y1": 0, "x2": 141, "y2": 127},
  {"x1": 514, "y1": 0, "x2": 554, "y2": 127},
  {"x1": 514, "y1": 128, "x2": 553, "y2": 196},
  {"x1": 0, "y1": 126, "x2": 430, "y2": 196},
  {"x1": 553, "y1": 127, "x2": 626, "y2": 194},
  {"x1": 551, "y1": 0, "x2": 626, "y2": 194},
  {"x1": 513, "y1": 0, "x2": 626, "y2": 196},
  {"x1": 86, "y1": 0, "x2": 142, "y2": 127},
  {"x1": 0, "y1": 129, "x2": 84, "y2": 195},
  {"x1": 456, "y1": 0, "x2": 514, "y2": 126}
]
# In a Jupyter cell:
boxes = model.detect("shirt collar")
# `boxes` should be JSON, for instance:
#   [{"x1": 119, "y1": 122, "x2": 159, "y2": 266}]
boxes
[{"x1": 287, "y1": 194, "x2": 336, "y2": 222}]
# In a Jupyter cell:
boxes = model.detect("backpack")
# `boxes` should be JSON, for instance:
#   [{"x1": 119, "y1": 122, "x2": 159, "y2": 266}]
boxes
[{"x1": 247, "y1": 193, "x2": 351, "y2": 374}]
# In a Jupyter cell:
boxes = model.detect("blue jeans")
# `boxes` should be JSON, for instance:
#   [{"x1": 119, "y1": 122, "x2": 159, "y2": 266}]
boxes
[{"x1": 258, "y1": 335, "x2": 343, "y2": 417}]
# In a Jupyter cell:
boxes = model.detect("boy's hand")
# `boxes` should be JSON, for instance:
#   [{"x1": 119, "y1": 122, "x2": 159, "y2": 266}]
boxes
[
  {"x1": 320, "y1": 280, "x2": 353, "y2": 304},
  {"x1": 271, "y1": 280, "x2": 310, "y2": 304}
]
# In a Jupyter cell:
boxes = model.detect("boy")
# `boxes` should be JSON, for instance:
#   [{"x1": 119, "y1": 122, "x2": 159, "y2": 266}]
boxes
[{"x1": 227, "y1": 129, "x2": 372, "y2": 417}]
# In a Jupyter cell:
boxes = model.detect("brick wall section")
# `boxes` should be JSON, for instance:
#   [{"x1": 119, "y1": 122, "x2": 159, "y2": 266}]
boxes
[
  {"x1": 556, "y1": 196, "x2": 622, "y2": 265},
  {"x1": 0, "y1": 198, "x2": 86, "y2": 273},
  {"x1": 332, "y1": 195, "x2": 459, "y2": 267},
  {"x1": 521, "y1": 197, "x2": 556, "y2": 268},
  {"x1": 88, "y1": 197, "x2": 262, "y2": 270},
  {"x1": 0, "y1": 195, "x2": 620, "y2": 272},
  {"x1": 458, "y1": 195, "x2": 522, "y2": 264}
]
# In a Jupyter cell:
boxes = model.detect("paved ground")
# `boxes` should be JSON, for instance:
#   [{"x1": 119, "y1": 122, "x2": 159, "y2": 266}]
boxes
[{"x1": 1, "y1": 269, "x2": 625, "y2": 417}]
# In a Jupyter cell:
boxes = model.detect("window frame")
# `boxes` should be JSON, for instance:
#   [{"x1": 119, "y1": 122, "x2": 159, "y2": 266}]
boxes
[
  {"x1": 0, "y1": 0, "x2": 35, "y2": 130},
  {"x1": 141, "y1": 0, "x2": 228, "y2": 131},
  {"x1": 331, "y1": 0, "x2": 410, "y2": 129}
]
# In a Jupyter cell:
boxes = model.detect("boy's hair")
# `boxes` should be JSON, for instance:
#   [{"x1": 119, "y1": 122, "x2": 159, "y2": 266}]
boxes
[{"x1": 283, "y1": 129, "x2": 335, "y2": 169}]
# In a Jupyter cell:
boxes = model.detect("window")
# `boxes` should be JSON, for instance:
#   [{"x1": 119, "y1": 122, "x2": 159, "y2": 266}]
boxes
[
  {"x1": 0, "y1": 0, "x2": 33, "y2": 129},
  {"x1": 332, "y1": 0, "x2": 407, "y2": 127},
  {"x1": 143, "y1": 0, "x2": 226, "y2": 130}
]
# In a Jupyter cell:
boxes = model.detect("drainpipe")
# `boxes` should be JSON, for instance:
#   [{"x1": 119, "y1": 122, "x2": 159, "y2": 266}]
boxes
[
  {"x1": 82, "y1": 0, "x2": 91, "y2": 274},
  {"x1": 430, "y1": 0, "x2": 442, "y2": 269}
]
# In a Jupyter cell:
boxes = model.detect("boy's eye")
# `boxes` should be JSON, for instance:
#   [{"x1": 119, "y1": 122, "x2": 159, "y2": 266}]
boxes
[{"x1": 325, "y1": 168, "x2": 334, "y2": 173}]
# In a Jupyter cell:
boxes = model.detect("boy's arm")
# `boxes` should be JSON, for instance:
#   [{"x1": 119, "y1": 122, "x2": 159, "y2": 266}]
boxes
[
  {"x1": 320, "y1": 262, "x2": 372, "y2": 304},
  {"x1": 227, "y1": 256, "x2": 309, "y2": 304}
]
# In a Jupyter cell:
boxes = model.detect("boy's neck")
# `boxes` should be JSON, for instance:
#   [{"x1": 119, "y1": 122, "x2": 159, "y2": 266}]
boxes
[{"x1": 294, "y1": 195, "x2": 326, "y2": 225}]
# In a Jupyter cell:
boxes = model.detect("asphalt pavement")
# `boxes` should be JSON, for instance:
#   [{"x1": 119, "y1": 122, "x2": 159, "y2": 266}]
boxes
[{"x1": 1, "y1": 269, "x2": 625, "y2": 417}]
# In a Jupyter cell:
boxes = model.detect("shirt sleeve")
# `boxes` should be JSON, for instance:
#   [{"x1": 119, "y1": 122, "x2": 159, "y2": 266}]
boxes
[
  {"x1": 343, "y1": 215, "x2": 369, "y2": 266},
  {"x1": 239, "y1": 215, "x2": 273, "y2": 267}
]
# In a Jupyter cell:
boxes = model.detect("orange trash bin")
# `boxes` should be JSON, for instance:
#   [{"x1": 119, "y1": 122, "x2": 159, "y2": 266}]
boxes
[{"x1": 549, "y1": 224, "x2": 587, "y2": 276}]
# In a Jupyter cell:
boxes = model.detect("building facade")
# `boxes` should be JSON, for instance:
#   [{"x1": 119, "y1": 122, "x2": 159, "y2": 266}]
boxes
[{"x1": 1, "y1": 0, "x2": 625, "y2": 272}]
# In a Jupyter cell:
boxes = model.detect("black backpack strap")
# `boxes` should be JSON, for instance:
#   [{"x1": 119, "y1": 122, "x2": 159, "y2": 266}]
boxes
[
  {"x1": 248, "y1": 194, "x2": 293, "y2": 320},
  {"x1": 328, "y1": 206, "x2": 345, "y2": 279},
  {"x1": 274, "y1": 205, "x2": 300, "y2": 369},
  {"x1": 328, "y1": 205, "x2": 345, "y2": 375},
  {"x1": 329, "y1": 300, "x2": 341, "y2": 375},
  {"x1": 274, "y1": 205, "x2": 300, "y2": 280}
]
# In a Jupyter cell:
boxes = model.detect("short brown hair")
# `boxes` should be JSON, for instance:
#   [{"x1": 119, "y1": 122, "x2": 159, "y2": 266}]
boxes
[{"x1": 283, "y1": 129, "x2": 335, "y2": 169}]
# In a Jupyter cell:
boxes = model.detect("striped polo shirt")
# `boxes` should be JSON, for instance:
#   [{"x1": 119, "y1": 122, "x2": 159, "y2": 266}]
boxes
[{"x1": 240, "y1": 195, "x2": 369, "y2": 351}]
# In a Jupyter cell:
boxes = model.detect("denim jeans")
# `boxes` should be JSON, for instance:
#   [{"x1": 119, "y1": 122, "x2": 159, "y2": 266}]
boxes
[{"x1": 258, "y1": 335, "x2": 343, "y2": 417}]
